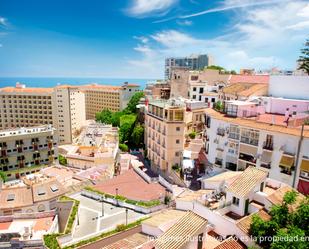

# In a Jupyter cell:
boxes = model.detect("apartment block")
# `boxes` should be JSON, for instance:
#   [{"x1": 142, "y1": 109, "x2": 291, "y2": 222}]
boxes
[
  {"x1": 80, "y1": 82, "x2": 140, "y2": 120},
  {"x1": 204, "y1": 107, "x2": 309, "y2": 195},
  {"x1": 145, "y1": 98, "x2": 207, "y2": 175},
  {"x1": 0, "y1": 125, "x2": 58, "y2": 181},
  {"x1": 0, "y1": 83, "x2": 86, "y2": 144},
  {"x1": 165, "y1": 54, "x2": 214, "y2": 80},
  {"x1": 54, "y1": 85, "x2": 86, "y2": 144}
]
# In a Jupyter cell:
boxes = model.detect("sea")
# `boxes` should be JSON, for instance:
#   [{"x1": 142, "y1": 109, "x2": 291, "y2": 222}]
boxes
[{"x1": 0, "y1": 77, "x2": 157, "y2": 89}]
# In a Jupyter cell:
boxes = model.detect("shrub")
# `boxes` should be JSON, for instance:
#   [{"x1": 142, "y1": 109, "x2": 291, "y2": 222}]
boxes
[
  {"x1": 188, "y1": 131, "x2": 197, "y2": 139},
  {"x1": 119, "y1": 143, "x2": 129, "y2": 152},
  {"x1": 58, "y1": 154, "x2": 67, "y2": 165},
  {"x1": 115, "y1": 224, "x2": 126, "y2": 232}
]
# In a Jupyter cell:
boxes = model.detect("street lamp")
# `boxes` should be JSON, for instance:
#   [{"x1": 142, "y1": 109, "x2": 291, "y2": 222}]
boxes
[
  {"x1": 125, "y1": 208, "x2": 128, "y2": 226},
  {"x1": 116, "y1": 188, "x2": 119, "y2": 206}
]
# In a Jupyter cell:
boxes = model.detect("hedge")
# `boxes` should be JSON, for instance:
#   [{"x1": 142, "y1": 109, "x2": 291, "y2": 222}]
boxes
[
  {"x1": 43, "y1": 196, "x2": 80, "y2": 249},
  {"x1": 84, "y1": 186, "x2": 161, "y2": 208},
  {"x1": 62, "y1": 217, "x2": 148, "y2": 249}
]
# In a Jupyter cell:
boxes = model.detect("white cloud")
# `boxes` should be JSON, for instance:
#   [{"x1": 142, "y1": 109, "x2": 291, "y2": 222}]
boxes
[
  {"x1": 133, "y1": 35, "x2": 149, "y2": 44},
  {"x1": 126, "y1": 0, "x2": 178, "y2": 17},
  {"x1": 0, "y1": 17, "x2": 8, "y2": 27},
  {"x1": 128, "y1": 0, "x2": 309, "y2": 77},
  {"x1": 176, "y1": 20, "x2": 193, "y2": 26},
  {"x1": 0, "y1": 44, "x2": 2, "y2": 48}
]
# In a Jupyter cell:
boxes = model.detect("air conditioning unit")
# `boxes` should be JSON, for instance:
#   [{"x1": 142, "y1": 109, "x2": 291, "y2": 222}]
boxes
[{"x1": 301, "y1": 171, "x2": 309, "y2": 178}]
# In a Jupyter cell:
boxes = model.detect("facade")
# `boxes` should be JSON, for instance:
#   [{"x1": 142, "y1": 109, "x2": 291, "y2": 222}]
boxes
[
  {"x1": 0, "y1": 125, "x2": 58, "y2": 181},
  {"x1": 0, "y1": 83, "x2": 86, "y2": 144},
  {"x1": 165, "y1": 54, "x2": 214, "y2": 79},
  {"x1": 204, "y1": 108, "x2": 309, "y2": 195},
  {"x1": 81, "y1": 82, "x2": 140, "y2": 120},
  {"x1": 0, "y1": 174, "x2": 66, "y2": 215},
  {"x1": 145, "y1": 98, "x2": 207, "y2": 174},
  {"x1": 54, "y1": 85, "x2": 86, "y2": 144},
  {"x1": 170, "y1": 68, "x2": 230, "y2": 103}
]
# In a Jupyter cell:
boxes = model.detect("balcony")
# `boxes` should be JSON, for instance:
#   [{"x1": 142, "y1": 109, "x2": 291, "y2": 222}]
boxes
[
  {"x1": 240, "y1": 137, "x2": 258, "y2": 146},
  {"x1": 260, "y1": 163, "x2": 271, "y2": 169},
  {"x1": 239, "y1": 153, "x2": 256, "y2": 163},
  {"x1": 228, "y1": 133, "x2": 240, "y2": 140},
  {"x1": 217, "y1": 128, "x2": 225, "y2": 136},
  {"x1": 263, "y1": 142, "x2": 273, "y2": 151}
]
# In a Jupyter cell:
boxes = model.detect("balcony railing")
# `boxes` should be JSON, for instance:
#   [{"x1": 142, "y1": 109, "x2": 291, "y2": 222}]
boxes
[
  {"x1": 260, "y1": 163, "x2": 271, "y2": 169},
  {"x1": 263, "y1": 142, "x2": 273, "y2": 151},
  {"x1": 239, "y1": 153, "x2": 256, "y2": 163},
  {"x1": 240, "y1": 137, "x2": 258, "y2": 146},
  {"x1": 217, "y1": 128, "x2": 225, "y2": 136}
]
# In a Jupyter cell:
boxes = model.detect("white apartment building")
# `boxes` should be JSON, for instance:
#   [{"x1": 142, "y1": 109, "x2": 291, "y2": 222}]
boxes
[
  {"x1": 204, "y1": 108, "x2": 309, "y2": 195},
  {"x1": 0, "y1": 83, "x2": 86, "y2": 144},
  {"x1": 0, "y1": 125, "x2": 58, "y2": 180}
]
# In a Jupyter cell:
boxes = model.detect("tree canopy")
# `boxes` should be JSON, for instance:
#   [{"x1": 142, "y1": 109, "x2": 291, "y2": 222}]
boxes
[
  {"x1": 298, "y1": 39, "x2": 309, "y2": 74},
  {"x1": 250, "y1": 191, "x2": 309, "y2": 249},
  {"x1": 124, "y1": 91, "x2": 145, "y2": 114}
]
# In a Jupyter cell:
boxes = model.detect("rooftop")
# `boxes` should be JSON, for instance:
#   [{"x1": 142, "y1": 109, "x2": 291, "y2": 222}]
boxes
[
  {"x1": 229, "y1": 75, "x2": 269, "y2": 84},
  {"x1": 236, "y1": 209, "x2": 271, "y2": 235},
  {"x1": 213, "y1": 236, "x2": 247, "y2": 249},
  {"x1": 79, "y1": 83, "x2": 122, "y2": 91},
  {"x1": 93, "y1": 169, "x2": 165, "y2": 202},
  {"x1": 155, "y1": 211, "x2": 207, "y2": 249},
  {"x1": 222, "y1": 83, "x2": 267, "y2": 97},
  {"x1": 0, "y1": 86, "x2": 53, "y2": 94},
  {"x1": 102, "y1": 232, "x2": 149, "y2": 249},
  {"x1": 205, "y1": 108, "x2": 309, "y2": 138},
  {"x1": 142, "y1": 210, "x2": 185, "y2": 227},
  {"x1": 227, "y1": 166, "x2": 268, "y2": 197},
  {"x1": 203, "y1": 171, "x2": 242, "y2": 182},
  {"x1": 0, "y1": 125, "x2": 54, "y2": 139}
]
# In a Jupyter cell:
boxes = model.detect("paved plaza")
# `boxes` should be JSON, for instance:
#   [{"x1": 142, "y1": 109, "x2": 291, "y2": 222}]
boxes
[{"x1": 67, "y1": 192, "x2": 146, "y2": 244}]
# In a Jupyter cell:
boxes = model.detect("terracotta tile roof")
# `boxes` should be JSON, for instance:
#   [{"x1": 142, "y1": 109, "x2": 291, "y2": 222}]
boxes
[
  {"x1": 266, "y1": 185, "x2": 305, "y2": 212},
  {"x1": 93, "y1": 169, "x2": 165, "y2": 202},
  {"x1": 205, "y1": 108, "x2": 309, "y2": 138},
  {"x1": 155, "y1": 211, "x2": 207, "y2": 249},
  {"x1": 214, "y1": 236, "x2": 247, "y2": 249},
  {"x1": 142, "y1": 210, "x2": 185, "y2": 227},
  {"x1": 103, "y1": 233, "x2": 149, "y2": 249},
  {"x1": 0, "y1": 87, "x2": 53, "y2": 94},
  {"x1": 229, "y1": 75, "x2": 269, "y2": 84},
  {"x1": 223, "y1": 83, "x2": 268, "y2": 97},
  {"x1": 204, "y1": 171, "x2": 242, "y2": 182},
  {"x1": 80, "y1": 84, "x2": 122, "y2": 91},
  {"x1": 33, "y1": 216, "x2": 54, "y2": 232},
  {"x1": 237, "y1": 209, "x2": 271, "y2": 235},
  {"x1": 227, "y1": 166, "x2": 268, "y2": 197},
  {"x1": 124, "y1": 83, "x2": 140, "y2": 87},
  {"x1": 0, "y1": 222, "x2": 12, "y2": 230},
  {"x1": 0, "y1": 187, "x2": 33, "y2": 210}
]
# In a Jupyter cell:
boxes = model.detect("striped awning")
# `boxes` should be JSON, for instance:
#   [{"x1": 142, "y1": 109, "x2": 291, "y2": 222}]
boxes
[
  {"x1": 280, "y1": 154, "x2": 295, "y2": 168},
  {"x1": 300, "y1": 159, "x2": 309, "y2": 172},
  {"x1": 239, "y1": 143, "x2": 258, "y2": 156},
  {"x1": 261, "y1": 150, "x2": 272, "y2": 163}
]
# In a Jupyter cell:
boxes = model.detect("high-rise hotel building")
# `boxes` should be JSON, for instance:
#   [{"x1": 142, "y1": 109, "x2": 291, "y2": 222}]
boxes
[
  {"x1": 81, "y1": 82, "x2": 140, "y2": 120},
  {"x1": 0, "y1": 83, "x2": 86, "y2": 144}
]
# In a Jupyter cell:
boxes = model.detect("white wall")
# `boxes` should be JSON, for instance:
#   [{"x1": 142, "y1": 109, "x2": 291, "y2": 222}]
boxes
[{"x1": 269, "y1": 76, "x2": 309, "y2": 100}]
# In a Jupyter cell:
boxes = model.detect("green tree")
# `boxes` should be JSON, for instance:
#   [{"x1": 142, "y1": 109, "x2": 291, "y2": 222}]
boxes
[
  {"x1": 96, "y1": 109, "x2": 112, "y2": 124},
  {"x1": 206, "y1": 65, "x2": 226, "y2": 71},
  {"x1": 131, "y1": 124, "x2": 144, "y2": 147},
  {"x1": 119, "y1": 114, "x2": 136, "y2": 143},
  {"x1": 298, "y1": 39, "x2": 309, "y2": 74},
  {"x1": 292, "y1": 197, "x2": 309, "y2": 235},
  {"x1": 0, "y1": 171, "x2": 7, "y2": 182},
  {"x1": 214, "y1": 101, "x2": 224, "y2": 112},
  {"x1": 58, "y1": 154, "x2": 67, "y2": 166},
  {"x1": 124, "y1": 91, "x2": 144, "y2": 114},
  {"x1": 271, "y1": 226, "x2": 307, "y2": 249},
  {"x1": 119, "y1": 143, "x2": 129, "y2": 152}
]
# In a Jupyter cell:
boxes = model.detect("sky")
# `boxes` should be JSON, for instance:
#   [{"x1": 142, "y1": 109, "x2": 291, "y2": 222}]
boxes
[{"x1": 0, "y1": 0, "x2": 308, "y2": 78}]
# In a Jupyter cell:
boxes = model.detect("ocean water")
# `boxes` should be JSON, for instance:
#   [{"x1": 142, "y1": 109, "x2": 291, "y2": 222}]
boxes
[{"x1": 0, "y1": 77, "x2": 156, "y2": 89}]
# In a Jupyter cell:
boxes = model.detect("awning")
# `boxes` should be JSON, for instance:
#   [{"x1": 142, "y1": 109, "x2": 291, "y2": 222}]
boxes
[
  {"x1": 300, "y1": 159, "x2": 309, "y2": 172},
  {"x1": 280, "y1": 154, "x2": 295, "y2": 168},
  {"x1": 261, "y1": 150, "x2": 272, "y2": 163},
  {"x1": 239, "y1": 143, "x2": 258, "y2": 156},
  {"x1": 298, "y1": 179, "x2": 309, "y2": 195},
  {"x1": 183, "y1": 150, "x2": 192, "y2": 159},
  {"x1": 183, "y1": 159, "x2": 194, "y2": 170}
]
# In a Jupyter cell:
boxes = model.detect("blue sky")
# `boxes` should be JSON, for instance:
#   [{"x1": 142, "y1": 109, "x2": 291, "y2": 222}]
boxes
[{"x1": 0, "y1": 0, "x2": 308, "y2": 78}]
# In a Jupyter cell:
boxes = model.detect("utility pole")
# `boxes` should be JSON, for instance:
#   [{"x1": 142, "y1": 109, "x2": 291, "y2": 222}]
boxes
[{"x1": 293, "y1": 124, "x2": 304, "y2": 188}]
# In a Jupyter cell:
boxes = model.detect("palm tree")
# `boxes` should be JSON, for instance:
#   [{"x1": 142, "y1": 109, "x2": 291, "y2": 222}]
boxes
[{"x1": 298, "y1": 39, "x2": 309, "y2": 75}]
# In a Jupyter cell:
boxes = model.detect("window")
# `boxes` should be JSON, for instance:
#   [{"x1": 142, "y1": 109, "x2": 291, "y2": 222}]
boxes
[
  {"x1": 193, "y1": 87, "x2": 197, "y2": 91},
  {"x1": 175, "y1": 152, "x2": 180, "y2": 157},
  {"x1": 176, "y1": 139, "x2": 180, "y2": 144},
  {"x1": 199, "y1": 88, "x2": 204, "y2": 94},
  {"x1": 176, "y1": 127, "x2": 180, "y2": 131},
  {"x1": 199, "y1": 96, "x2": 202, "y2": 101},
  {"x1": 192, "y1": 95, "x2": 196, "y2": 99},
  {"x1": 232, "y1": 196, "x2": 240, "y2": 206}
]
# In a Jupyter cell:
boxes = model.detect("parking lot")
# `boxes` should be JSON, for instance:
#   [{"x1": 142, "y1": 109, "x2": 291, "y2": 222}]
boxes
[{"x1": 68, "y1": 192, "x2": 146, "y2": 244}]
